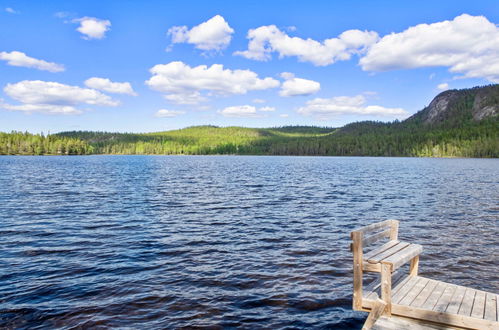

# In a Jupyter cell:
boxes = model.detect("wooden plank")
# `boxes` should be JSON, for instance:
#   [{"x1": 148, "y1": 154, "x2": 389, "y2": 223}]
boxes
[
  {"x1": 364, "y1": 276, "x2": 381, "y2": 298},
  {"x1": 363, "y1": 262, "x2": 381, "y2": 272},
  {"x1": 457, "y1": 287, "x2": 476, "y2": 316},
  {"x1": 381, "y1": 263, "x2": 392, "y2": 315},
  {"x1": 352, "y1": 231, "x2": 363, "y2": 311},
  {"x1": 366, "y1": 271, "x2": 406, "y2": 301},
  {"x1": 389, "y1": 219, "x2": 399, "y2": 241},
  {"x1": 364, "y1": 240, "x2": 400, "y2": 260},
  {"x1": 363, "y1": 229, "x2": 391, "y2": 247},
  {"x1": 445, "y1": 284, "x2": 466, "y2": 314},
  {"x1": 392, "y1": 276, "x2": 419, "y2": 303},
  {"x1": 391, "y1": 274, "x2": 413, "y2": 297},
  {"x1": 371, "y1": 315, "x2": 465, "y2": 330},
  {"x1": 471, "y1": 290, "x2": 486, "y2": 319},
  {"x1": 367, "y1": 242, "x2": 409, "y2": 264},
  {"x1": 362, "y1": 299, "x2": 387, "y2": 330},
  {"x1": 355, "y1": 220, "x2": 393, "y2": 234},
  {"x1": 398, "y1": 277, "x2": 429, "y2": 306},
  {"x1": 383, "y1": 244, "x2": 423, "y2": 270},
  {"x1": 410, "y1": 279, "x2": 439, "y2": 308},
  {"x1": 420, "y1": 281, "x2": 447, "y2": 310},
  {"x1": 409, "y1": 255, "x2": 419, "y2": 276},
  {"x1": 433, "y1": 284, "x2": 457, "y2": 313},
  {"x1": 484, "y1": 293, "x2": 497, "y2": 322},
  {"x1": 391, "y1": 304, "x2": 499, "y2": 330}
]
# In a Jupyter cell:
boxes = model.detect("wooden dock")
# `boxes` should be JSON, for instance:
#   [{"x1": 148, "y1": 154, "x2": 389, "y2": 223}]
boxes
[{"x1": 351, "y1": 220, "x2": 499, "y2": 330}]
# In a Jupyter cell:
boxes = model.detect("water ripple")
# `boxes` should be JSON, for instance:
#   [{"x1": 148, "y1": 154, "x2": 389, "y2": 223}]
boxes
[{"x1": 0, "y1": 155, "x2": 498, "y2": 329}]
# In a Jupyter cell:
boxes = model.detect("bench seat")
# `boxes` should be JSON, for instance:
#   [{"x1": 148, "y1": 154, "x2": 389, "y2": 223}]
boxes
[{"x1": 362, "y1": 240, "x2": 423, "y2": 273}]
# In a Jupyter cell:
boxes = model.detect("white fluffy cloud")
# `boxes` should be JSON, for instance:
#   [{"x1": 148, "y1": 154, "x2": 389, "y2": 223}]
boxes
[
  {"x1": 145, "y1": 61, "x2": 280, "y2": 104},
  {"x1": 84, "y1": 77, "x2": 136, "y2": 95},
  {"x1": 279, "y1": 72, "x2": 320, "y2": 97},
  {"x1": 234, "y1": 25, "x2": 379, "y2": 66},
  {"x1": 155, "y1": 109, "x2": 185, "y2": 117},
  {"x1": 360, "y1": 14, "x2": 499, "y2": 82},
  {"x1": 73, "y1": 17, "x2": 111, "y2": 40},
  {"x1": 0, "y1": 51, "x2": 64, "y2": 72},
  {"x1": 297, "y1": 95, "x2": 409, "y2": 120},
  {"x1": 2, "y1": 80, "x2": 119, "y2": 114},
  {"x1": 437, "y1": 83, "x2": 449, "y2": 91},
  {"x1": 218, "y1": 105, "x2": 276, "y2": 117},
  {"x1": 168, "y1": 15, "x2": 234, "y2": 51},
  {"x1": 218, "y1": 105, "x2": 259, "y2": 118}
]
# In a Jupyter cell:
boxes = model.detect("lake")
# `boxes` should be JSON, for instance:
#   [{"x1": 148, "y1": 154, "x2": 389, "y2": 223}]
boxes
[{"x1": 0, "y1": 155, "x2": 498, "y2": 329}]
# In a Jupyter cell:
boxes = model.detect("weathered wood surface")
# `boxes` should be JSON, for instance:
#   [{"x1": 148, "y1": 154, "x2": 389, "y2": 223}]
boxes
[
  {"x1": 371, "y1": 315, "x2": 464, "y2": 330},
  {"x1": 381, "y1": 263, "x2": 392, "y2": 315},
  {"x1": 382, "y1": 244, "x2": 423, "y2": 270},
  {"x1": 355, "y1": 219, "x2": 397, "y2": 234},
  {"x1": 364, "y1": 240, "x2": 400, "y2": 260},
  {"x1": 363, "y1": 299, "x2": 387, "y2": 330},
  {"x1": 484, "y1": 293, "x2": 497, "y2": 322},
  {"x1": 363, "y1": 229, "x2": 392, "y2": 247},
  {"x1": 389, "y1": 220, "x2": 399, "y2": 241},
  {"x1": 409, "y1": 255, "x2": 419, "y2": 276},
  {"x1": 352, "y1": 220, "x2": 498, "y2": 329},
  {"x1": 367, "y1": 242, "x2": 409, "y2": 264},
  {"x1": 362, "y1": 275, "x2": 499, "y2": 329},
  {"x1": 352, "y1": 231, "x2": 363, "y2": 310},
  {"x1": 364, "y1": 270, "x2": 406, "y2": 301},
  {"x1": 411, "y1": 279, "x2": 439, "y2": 308}
]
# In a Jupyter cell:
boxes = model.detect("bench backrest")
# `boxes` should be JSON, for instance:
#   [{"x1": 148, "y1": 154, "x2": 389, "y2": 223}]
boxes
[{"x1": 350, "y1": 219, "x2": 399, "y2": 252}]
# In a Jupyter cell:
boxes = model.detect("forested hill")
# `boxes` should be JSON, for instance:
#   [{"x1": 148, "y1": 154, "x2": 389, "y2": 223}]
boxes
[{"x1": 1, "y1": 85, "x2": 498, "y2": 157}]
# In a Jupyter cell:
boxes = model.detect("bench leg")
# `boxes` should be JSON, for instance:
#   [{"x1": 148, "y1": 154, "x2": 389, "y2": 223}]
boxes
[
  {"x1": 381, "y1": 263, "x2": 392, "y2": 316},
  {"x1": 352, "y1": 232, "x2": 363, "y2": 310},
  {"x1": 362, "y1": 299, "x2": 387, "y2": 330},
  {"x1": 410, "y1": 255, "x2": 419, "y2": 276}
]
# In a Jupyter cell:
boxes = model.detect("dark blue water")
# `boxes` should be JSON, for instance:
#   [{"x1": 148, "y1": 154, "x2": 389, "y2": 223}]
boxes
[{"x1": 0, "y1": 156, "x2": 498, "y2": 329}]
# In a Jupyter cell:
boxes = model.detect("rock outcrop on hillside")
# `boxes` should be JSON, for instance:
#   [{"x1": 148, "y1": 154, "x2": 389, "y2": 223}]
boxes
[{"x1": 415, "y1": 85, "x2": 498, "y2": 125}]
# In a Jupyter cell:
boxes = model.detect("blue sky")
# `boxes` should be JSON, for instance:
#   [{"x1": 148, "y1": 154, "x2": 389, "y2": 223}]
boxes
[{"x1": 0, "y1": 0, "x2": 498, "y2": 133}]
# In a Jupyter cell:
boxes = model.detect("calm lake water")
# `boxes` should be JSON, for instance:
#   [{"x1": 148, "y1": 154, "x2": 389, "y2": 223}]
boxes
[{"x1": 0, "y1": 155, "x2": 498, "y2": 329}]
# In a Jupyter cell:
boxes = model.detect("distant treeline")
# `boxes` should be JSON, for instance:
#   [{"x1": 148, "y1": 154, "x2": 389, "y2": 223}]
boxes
[
  {"x1": 52, "y1": 119, "x2": 498, "y2": 158},
  {"x1": 0, "y1": 131, "x2": 93, "y2": 155},
  {"x1": 1, "y1": 120, "x2": 497, "y2": 158},
  {"x1": 2, "y1": 85, "x2": 498, "y2": 158}
]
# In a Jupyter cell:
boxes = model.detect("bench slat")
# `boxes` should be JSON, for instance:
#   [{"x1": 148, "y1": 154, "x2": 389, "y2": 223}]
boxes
[
  {"x1": 354, "y1": 219, "x2": 395, "y2": 234},
  {"x1": 364, "y1": 240, "x2": 400, "y2": 260},
  {"x1": 368, "y1": 242, "x2": 409, "y2": 264},
  {"x1": 362, "y1": 228, "x2": 391, "y2": 247},
  {"x1": 382, "y1": 244, "x2": 422, "y2": 270}
]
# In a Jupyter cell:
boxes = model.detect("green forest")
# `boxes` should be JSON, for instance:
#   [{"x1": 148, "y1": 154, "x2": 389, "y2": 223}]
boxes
[
  {"x1": 0, "y1": 131, "x2": 93, "y2": 155},
  {"x1": 1, "y1": 85, "x2": 498, "y2": 158}
]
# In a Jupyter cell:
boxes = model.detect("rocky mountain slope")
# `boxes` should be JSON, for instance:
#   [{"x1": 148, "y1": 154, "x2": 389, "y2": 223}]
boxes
[{"x1": 408, "y1": 84, "x2": 499, "y2": 126}]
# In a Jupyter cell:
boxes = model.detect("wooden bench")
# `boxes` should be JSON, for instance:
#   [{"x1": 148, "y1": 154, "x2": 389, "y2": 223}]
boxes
[
  {"x1": 351, "y1": 220, "x2": 422, "y2": 315},
  {"x1": 351, "y1": 220, "x2": 499, "y2": 330}
]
